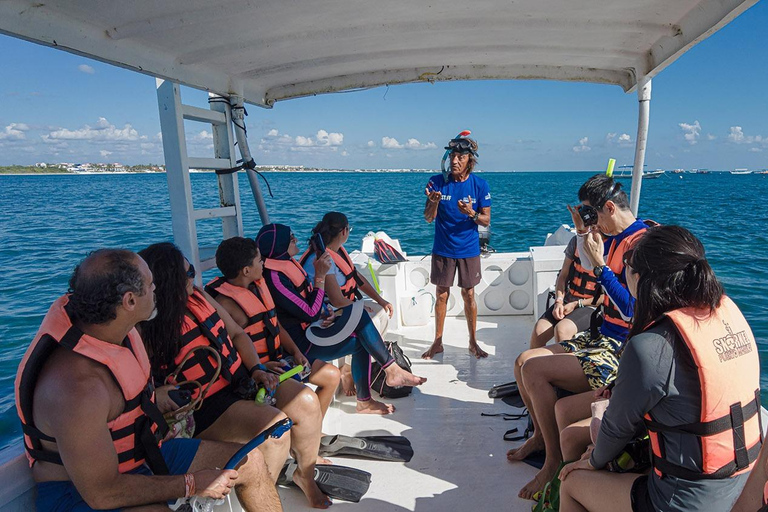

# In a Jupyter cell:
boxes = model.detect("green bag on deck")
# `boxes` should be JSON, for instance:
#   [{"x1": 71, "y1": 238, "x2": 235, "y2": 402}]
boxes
[{"x1": 532, "y1": 461, "x2": 568, "y2": 512}]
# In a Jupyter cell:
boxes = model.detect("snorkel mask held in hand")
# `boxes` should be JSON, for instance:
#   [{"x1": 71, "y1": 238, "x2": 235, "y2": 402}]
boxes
[{"x1": 441, "y1": 130, "x2": 478, "y2": 179}]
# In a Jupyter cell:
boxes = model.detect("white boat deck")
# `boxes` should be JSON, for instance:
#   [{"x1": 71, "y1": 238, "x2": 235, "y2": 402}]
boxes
[{"x1": 279, "y1": 314, "x2": 535, "y2": 511}]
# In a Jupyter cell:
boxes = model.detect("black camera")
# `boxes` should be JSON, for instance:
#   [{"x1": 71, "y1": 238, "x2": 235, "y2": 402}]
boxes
[{"x1": 578, "y1": 205, "x2": 599, "y2": 227}]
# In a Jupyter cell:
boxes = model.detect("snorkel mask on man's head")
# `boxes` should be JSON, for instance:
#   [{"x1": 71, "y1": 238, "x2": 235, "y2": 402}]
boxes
[
  {"x1": 445, "y1": 137, "x2": 479, "y2": 157},
  {"x1": 441, "y1": 131, "x2": 478, "y2": 178}
]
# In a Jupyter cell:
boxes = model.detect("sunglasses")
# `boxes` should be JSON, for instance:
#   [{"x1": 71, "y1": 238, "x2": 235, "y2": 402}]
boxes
[
  {"x1": 186, "y1": 263, "x2": 196, "y2": 279},
  {"x1": 444, "y1": 138, "x2": 478, "y2": 156}
]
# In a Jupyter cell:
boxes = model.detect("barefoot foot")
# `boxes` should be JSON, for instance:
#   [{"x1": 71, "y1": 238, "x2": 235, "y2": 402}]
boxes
[
  {"x1": 356, "y1": 399, "x2": 395, "y2": 415},
  {"x1": 292, "y1": 465, "x2": 332, "y2": 509},
  {"x1": 469, "y1": 343, "x2": 488, "y2": 358},
  {"x1": 421, "y1": 342, "x2": 444, "y2": 359},
  {"x1": 518, "y1": 461, "x2": 560, "y2": 500},
  {"x1": 340, "y1": 366, "x2": 356, "y2": 396},
  {"x1": 384, "y1": 364, "x2": 427, "y2": 388},
  {"x1": 506, "y1": 435, "x2": 544, "y2": 462}
]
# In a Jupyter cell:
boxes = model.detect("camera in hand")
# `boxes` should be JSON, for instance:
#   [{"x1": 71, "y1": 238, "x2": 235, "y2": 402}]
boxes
[
  {"x1": 578, "y1": 204, "x2": 599, "y2": 227},
  {"x1": 310, "y1": 232, "x2": 326, "y2": 258}
]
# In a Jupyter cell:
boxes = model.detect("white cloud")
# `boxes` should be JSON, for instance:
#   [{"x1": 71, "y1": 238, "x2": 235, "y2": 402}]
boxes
[
  {"x1": 78, "y1": 64, "x2": 95, "y2": 74},
  {"x1": 261, "y1": 128, "x2": 344, "y2": 152},
  {"x1": 100, "y1": 150, "x2": 112, "y2": 157},
  {"x1": 606, "y1": 132, "x2": 633, "y2": 148},
  {"x1": 43, "y1": 117, "x2": 142, "y2": 142},
  {"x1": 727, "y1": 126, "x2": 765, "y2": 145},
  {"x1": 572, "y1": 136, "x2": 591, "y2": 153},
  {"x1": 381, "y1": 137, "x2": 403, "y2": 149},
  {"x1": 679, "y1": 121, "x2": 701, "y2": 145},
  {"x1": 367, "y1": 140, "x2": 375, "y2": 147},
  {"x1": 404, "y1": 138, "x2": 437, "y2": 150},
  {"x1": 193, "y1": 130, "x2": 213, "y2": 141},
  {"x1": 341, "y1": 151, "x2": 349, "y2": 157},
  {"x1": 0, "y1": 123, "x2": 28, "y2": 140},
  {"x1": 749, "y1": 147, "x2": 763, "y2": 153},
  {"x1": 707, "y1": 134, "x2": 717, "y2": 141}
]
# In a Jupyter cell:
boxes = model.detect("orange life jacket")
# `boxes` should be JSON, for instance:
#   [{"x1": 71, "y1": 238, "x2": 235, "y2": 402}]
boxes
[
  {"x1": 15, "y1": 295, "x2": 169, "y2": 474},
  {"x1": 602, "y1": 220, "x2": 656, "y2": 329},
  {"x1": 644, "y1": 296, "x2": 762, "y2": 480},
  {"x1": 205, "y1": 277, "x2": 282, "y2": 364},
  {"x1": 300, "y1": 246, "x2": 363, "y2": 301},
  {"x1": 263, "y1": 257, "x2": 314, "y2": 330},
  {"x1": 170, "y1": 290, "x2": 243, "y2": 399},
  {"x1": 567, "y1": 246, "x2": 600, "y2": 301}
]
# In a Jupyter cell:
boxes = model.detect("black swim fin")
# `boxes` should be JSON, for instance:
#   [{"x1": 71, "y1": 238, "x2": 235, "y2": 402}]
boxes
[
  {"x1": 318, "y1": 434, "x2": 414, "y2": 462},
  {"x1": 278, "y1": 460, "x2": 372, "y2": 503}
]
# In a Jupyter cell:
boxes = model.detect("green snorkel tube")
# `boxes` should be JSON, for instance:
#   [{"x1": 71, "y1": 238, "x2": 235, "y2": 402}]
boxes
[{"x1": 441, "y1": 129, "x2": 473, "y2": 179}]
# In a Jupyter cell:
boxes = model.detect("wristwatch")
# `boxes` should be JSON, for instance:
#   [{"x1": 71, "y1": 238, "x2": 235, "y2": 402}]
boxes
[
  {"x1": 593, "y1": 265, "x2": 606, "y2": 279},
  {"x1": 472, "y1": 211, "x2": 480, "y2": 221}
]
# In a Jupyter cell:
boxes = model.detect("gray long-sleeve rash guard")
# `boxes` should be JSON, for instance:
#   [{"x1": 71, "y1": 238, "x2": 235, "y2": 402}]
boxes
[{"x1": 590, "y1": 319, "x2": 748, "y2": 512}]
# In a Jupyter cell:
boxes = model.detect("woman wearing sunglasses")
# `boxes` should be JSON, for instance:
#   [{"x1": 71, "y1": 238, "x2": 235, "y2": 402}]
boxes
[
  {"x1": 138, "y1": 242, "x2": 335, "y2": 509},
  {"x1": 558, "y1": 226, "x2": 760, "y2": 512},
  {"x1": 299, "y1": 211, "x2": 393, "y2": 396}
]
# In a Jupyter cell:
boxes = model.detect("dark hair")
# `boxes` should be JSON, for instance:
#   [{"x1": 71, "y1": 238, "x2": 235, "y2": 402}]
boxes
[
  {"x1": 67, "y1": 249, "x2": 145, "y2": 324},
  {"x1": 311, "y1": 212, "x2": 349, "y2": 245},
  {"x1": 216, "y1": 237, "x2": 258, "y2": 279},
  {"x1": 578, "y1": 174, "x2": 630, "y2": 210},
  {"x1": 137, "y1": 242, "x2": 188, "y2": 376},
  {"x1": 628, "y1": 225, "x2": 723, "y2": 338}
]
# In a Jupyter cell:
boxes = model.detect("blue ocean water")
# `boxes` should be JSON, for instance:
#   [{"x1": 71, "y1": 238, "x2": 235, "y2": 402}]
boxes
[{"x1": 1, "y1": 171, "x2": 767, "y2": 454}]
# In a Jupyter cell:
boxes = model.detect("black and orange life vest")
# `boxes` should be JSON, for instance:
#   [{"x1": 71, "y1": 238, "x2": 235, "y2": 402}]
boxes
[
  {"x1": 169, "y1": 290, "x2": 243, "y2": 399},
  {"x1": 205, "y1": 277, "x2": 282, "y2": 364},
  {"x1": 300, "y1": 246, "x2": 364, "y2": 301},
  {"x1": 15, "y1": 295, "x2": 169, "y2": 474},
  {"x1": 567, "y1": 246, "x2": 600, "y2": 302},
  {"x1": 644, "y1": 296, "x2": 762, "y2": 480},
  {"x1": 602, "y1": 221, "x2": 656, "y2": 330}
]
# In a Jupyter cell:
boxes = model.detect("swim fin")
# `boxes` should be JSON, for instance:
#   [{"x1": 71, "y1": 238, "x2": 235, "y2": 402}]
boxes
[
  {"x1": 318, "y1": 434, "x2": 414, "y2": 462},
  {"x1": 278, "y1": 459, "x2": 371, "y2": 502}
]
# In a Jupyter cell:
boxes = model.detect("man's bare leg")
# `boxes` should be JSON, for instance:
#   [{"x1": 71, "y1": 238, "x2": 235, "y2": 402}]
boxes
[
  {"x1": 461, "y1": 287, "x2": 487, "y2": 358},
  {"x1": 423, "y1": 286, "x2": 449, "y2": 359},
  {"x1": 195, "y1": 401, "x2": 290, "y2": 483},
  {"x1": 560, "y1": 468, "x2": 638, "y2": 512},
  {"x1": 187, "y1": 439, "x2": 283, "y2": 512},
  {"x1": 516, "y1": 355, "x2": 591, "y2": 500}
]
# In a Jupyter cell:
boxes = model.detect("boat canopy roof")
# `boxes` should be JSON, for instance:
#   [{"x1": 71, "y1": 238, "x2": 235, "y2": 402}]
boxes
[{"x1": 0, "y1": 0, "x2": 756, "y2": 106}]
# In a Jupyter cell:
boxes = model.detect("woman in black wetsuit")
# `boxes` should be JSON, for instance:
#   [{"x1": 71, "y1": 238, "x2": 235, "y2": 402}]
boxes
[{"x1": 256, "y1": 223, "x2": 426, "y2": 415}]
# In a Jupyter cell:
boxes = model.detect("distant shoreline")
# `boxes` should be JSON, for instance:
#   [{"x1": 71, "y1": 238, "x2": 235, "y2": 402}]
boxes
[{"x1": 0, "y1": 169, "x2": 610, "y2": 176}]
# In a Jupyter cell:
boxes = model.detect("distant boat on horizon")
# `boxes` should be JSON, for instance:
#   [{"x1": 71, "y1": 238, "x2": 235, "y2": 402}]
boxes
[{"x1": 731, "y1": 169, "x2": 752, "y2": 175}]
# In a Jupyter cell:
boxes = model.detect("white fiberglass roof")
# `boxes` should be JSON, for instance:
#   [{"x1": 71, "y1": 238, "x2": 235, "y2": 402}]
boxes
[{"x1": 0, "y1": 0, "x2": 757, "y2": 107}]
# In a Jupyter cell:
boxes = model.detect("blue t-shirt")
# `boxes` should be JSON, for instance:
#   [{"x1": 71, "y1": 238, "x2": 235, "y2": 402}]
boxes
[{"x1": 427, "y1": 173, "x2": 491, "y2": 259}]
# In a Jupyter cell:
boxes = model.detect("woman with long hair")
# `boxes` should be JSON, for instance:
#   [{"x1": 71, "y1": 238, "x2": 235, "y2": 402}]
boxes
[
  {"x1": 300, "y1": 212, "x2": 393, "y2": 395},
  {"x1": 558, "y1": 226, "x2": 761, "y2": 512},
  {"x1": 138, "y1": 242, "x2": 333, "y2": 509},
  {"x1": 257, "y1": 223, "x2": 426, "y2": 415}
]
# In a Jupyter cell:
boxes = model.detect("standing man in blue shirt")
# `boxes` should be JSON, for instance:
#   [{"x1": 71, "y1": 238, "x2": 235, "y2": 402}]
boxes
[{"x1": 422, "y1": 136, "x2": 492, "y2": 359}]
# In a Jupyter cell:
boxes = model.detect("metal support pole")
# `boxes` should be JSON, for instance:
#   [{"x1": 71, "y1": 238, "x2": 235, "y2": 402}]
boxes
[
  {"x1": 630, "y1": 79, "x2": 652, "y2": 216},
  {"x1": 230, "y1": 95, "x2": 270, "y2": 225}
]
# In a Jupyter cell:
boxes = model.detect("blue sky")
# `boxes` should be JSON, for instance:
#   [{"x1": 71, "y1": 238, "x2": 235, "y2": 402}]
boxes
[{"x1": 1, "y1": 2, "x2": 767, "y2": 171}]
